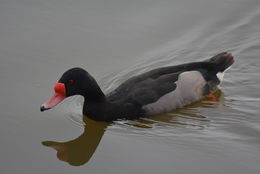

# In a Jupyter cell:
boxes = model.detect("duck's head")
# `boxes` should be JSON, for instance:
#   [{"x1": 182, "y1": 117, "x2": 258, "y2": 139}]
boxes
[{"x1": 40, "y1": 67, "x2": 105, "y2": 112}]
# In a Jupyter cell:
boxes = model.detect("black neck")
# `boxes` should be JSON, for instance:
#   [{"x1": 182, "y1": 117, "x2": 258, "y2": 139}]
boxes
[{"x1": 81, "y1": 76, "x2": 106, "y2": 103}]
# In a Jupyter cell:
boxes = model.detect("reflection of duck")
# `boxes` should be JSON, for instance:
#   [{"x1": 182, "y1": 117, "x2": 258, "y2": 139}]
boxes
[
  {"x1": 41, "y1": 52, "x2": 234, "y2": 121},
  {"x1": 42, "y1": 90, "x2": 224, "y2": 166},
  {"x1": 42, "y1": 117, "x2": 109, "y2": 166}
]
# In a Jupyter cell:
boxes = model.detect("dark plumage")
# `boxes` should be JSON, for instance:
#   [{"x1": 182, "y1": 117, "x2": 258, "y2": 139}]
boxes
[{"x1": 41, "y1": 52, "x2": 234, "y2": 121}]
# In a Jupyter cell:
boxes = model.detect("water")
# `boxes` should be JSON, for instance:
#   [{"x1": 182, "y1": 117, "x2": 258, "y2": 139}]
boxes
[{"x1": 1, "y1": 0, "x2": 260, "y2": 173}]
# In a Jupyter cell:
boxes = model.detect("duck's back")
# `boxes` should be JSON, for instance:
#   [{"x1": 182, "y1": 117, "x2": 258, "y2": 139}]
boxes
[{"x1": 107, "y1": 52, "x2": 234, "y2": 116}]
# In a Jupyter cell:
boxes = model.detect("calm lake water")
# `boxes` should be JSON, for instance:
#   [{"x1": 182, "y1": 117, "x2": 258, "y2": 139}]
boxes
[{"x1": 1, "y1": 0, "x2": 260, "y2": 173}]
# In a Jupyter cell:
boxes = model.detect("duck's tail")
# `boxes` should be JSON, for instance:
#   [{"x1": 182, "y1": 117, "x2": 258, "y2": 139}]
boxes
[{"x1": 206, "y1": 52, "x2": 234, "y2": 73}]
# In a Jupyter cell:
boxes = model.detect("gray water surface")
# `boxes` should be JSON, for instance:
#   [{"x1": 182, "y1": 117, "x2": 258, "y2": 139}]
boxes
[{"x1": 1, "y1": 0, "x2": 260, "y2": 173}]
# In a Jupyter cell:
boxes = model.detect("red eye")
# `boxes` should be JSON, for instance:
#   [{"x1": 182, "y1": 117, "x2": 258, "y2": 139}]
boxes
[{"x1": 68, "y1": 80, "x2": 74, "y2": 84}]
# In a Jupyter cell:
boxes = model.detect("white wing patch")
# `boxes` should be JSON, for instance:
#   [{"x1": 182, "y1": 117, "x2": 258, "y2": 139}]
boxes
[{"x1": 142, "y1": 71, "x2": 206, "y2": 116}]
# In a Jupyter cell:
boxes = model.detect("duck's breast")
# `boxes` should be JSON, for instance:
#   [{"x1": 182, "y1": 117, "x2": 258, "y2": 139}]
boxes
[{"x1": 142, "y1": 71, "x2": 207, "y2": 116}]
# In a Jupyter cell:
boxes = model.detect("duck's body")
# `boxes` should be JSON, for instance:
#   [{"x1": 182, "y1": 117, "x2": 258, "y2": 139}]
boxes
[{"x1": 41, "y1": 52, "x2": 234, "y2": 121}]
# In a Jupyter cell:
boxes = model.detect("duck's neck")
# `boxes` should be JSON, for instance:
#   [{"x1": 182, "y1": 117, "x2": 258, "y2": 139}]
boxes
[
  {"x1": 81, "y1": 81, "x2": 109, "y2": 120},
  {"x1": 81, "y1": 74, "x2": 107, "y2": 103},
  {"x1": 83, "y1": 85, "x2": 106, "y2": 103}
]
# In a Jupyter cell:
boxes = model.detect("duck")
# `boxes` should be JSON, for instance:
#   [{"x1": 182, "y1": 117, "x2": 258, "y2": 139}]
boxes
[{"x1": 40, "y1": 52, "x2": 234, "y2": 121}]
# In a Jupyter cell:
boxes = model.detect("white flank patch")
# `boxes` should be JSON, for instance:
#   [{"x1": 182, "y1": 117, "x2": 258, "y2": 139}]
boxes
[
  {"x1": 142, "y1": 71, "x2": 206, "y2": 116},
  {"x1": 216, "y1": 65, "x2": 232, "y2": 82},
  {"x1": 216, "y1": 72, "x2": 224, "y2": 81}
]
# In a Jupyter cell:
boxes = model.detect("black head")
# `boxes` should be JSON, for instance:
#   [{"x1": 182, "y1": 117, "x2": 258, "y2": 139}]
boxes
[
  {"x1": 58, "y1": 68, "x2": 92, "y2": 97},
  {"x1": 40, "y1": 67, "x2": 105, "y2": 112}
]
